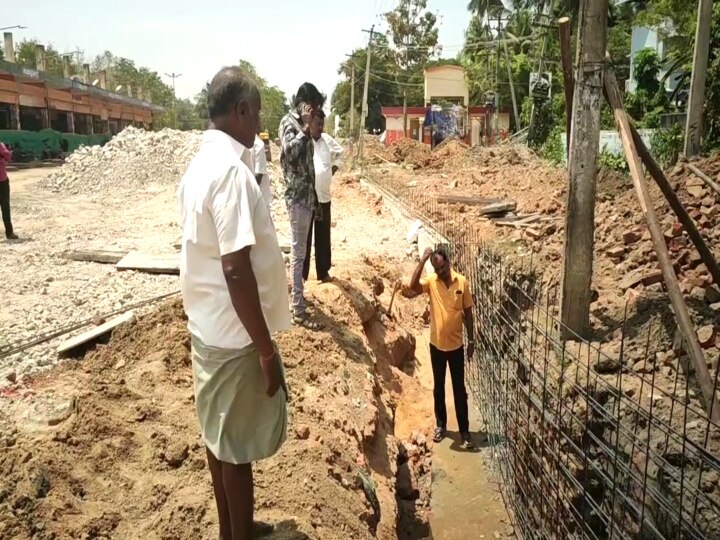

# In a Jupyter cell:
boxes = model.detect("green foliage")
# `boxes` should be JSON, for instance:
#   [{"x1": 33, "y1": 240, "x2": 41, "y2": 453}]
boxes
[
  {"x1": 15, "y1": 40, "x2": 68, "y2": 77},
  {"x1": 540, "y1": 127, "x2": 566, "y2": 166},
  {"x1": 598, "y1": 148, "x2": 629, "y2": 173},
  {"x1": 384, "y1": 0, "x2": 440, "y2": 69},
  {"x1": 90, "y1": 51, "x2": 173, "y2": 106},
  {"x1": 650, "y1": 124, "x2": 684, "y2": 166},
  {"x1": 624, "y1": 48, "x2": 671, "y2": 128},
  {"x1": 634, "y1": 48, "x2": 662, "y2": 95}
]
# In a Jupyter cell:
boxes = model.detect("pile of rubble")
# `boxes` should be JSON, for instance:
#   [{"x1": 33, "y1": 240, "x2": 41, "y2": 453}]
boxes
[{"x1": 39, "y1": 127, "x2": 202, "y2": 195}]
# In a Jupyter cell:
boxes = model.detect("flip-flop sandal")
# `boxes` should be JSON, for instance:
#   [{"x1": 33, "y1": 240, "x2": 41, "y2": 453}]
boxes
[
  {"x1": 433, "y1": 427, "x2": 446, "y2": 443},
  {"x1": 460, "y1": 434, "x2": 475, "y2": 450},
  {"x1": 293, "y1": 313, "x2": 323, "y2": 330}
]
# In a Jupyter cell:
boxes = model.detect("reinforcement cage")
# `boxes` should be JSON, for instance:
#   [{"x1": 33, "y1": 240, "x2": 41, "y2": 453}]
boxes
[{"x1": 362, "y1": 165, "x2": 720, "y2": 539}]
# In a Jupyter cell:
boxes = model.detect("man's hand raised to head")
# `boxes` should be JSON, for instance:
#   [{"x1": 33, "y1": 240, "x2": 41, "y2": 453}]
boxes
[{"x1": 300, "y1": 103, "x2": 314, "y2": 129}]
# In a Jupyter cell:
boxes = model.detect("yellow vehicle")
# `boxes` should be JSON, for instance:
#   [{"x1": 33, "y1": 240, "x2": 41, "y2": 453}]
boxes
[{"x1": 259, "y1": 131, "x2": 271, "y2": 162}]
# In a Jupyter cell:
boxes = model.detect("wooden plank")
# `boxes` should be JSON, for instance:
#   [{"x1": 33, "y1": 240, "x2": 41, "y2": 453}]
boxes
[
  {"x1": 116, "y1": 252, "x2": 179, "y2": 275},
  {"x1": 436, "y1": 195, "x2": 504, "y2": 205},
  {"x1": 62, "y1": 249, "x2": 128, "y2": 265},
  {"x1": 604, "y1": 56, "x2": 720, "y2": 422},
  {"x1": 630, "y1": 126, "x2": 720, "y2": 287},
  {"x1": 686, "y1": 163, "x2": 720, "y2": 198},
  {"x1": 492, "y1": 215, "x2": 541, "y2": 228},
  {"x1": 58, "y1": 311, "x2": 134, "y2": 357}
]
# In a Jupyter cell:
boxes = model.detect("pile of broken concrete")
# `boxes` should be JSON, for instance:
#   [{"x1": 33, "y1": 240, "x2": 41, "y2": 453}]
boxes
[{"x1": 40, "y1": 126, "x2": 202, "y2": 195}]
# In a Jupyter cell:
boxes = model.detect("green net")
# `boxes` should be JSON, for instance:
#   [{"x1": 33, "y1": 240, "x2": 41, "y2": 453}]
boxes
[{"x1": 0, "y1": 129, "x2": 110, "y2": 161}]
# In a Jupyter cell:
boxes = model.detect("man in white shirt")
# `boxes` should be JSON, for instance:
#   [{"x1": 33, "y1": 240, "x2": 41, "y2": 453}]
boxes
[
  {"x1": 303, "y1": 110, "x2": 343, "y2": 283},
  {"x1": 178, "y1": 66, "x2": 290, "y2": 540},
  {"x1": 252, "y1": 134, "x2": 273, "y2": 208}
]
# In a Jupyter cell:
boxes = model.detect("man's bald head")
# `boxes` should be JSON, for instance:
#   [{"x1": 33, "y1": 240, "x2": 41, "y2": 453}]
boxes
[
  {"x1": 207, "y1": 67, "x2": 261, "y2": 148},
  {"x1": 207, "y1": 67, "x2": 261, "y2": 120}
]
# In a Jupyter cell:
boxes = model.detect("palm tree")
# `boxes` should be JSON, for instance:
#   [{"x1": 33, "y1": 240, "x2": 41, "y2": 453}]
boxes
[{"x1": 467, "y1": 0, "x2": 507, "y2": 20}]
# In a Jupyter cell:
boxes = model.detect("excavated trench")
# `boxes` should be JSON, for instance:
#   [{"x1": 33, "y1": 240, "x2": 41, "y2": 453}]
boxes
[{"x1": 0, "y1": 269, "x2": 434, "y2": 540}]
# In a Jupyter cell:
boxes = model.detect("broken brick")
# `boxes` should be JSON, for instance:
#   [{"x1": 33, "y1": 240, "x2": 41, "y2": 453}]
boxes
[
  {"x1": 607, "y1": 246, "x2": 625, "y2": 259},
  {"x1": 697, "y1": 326, "x2": 717, "y2": 348},
  {"x1": 623, "y1": 230, "x2": 643, "y2": 245}
]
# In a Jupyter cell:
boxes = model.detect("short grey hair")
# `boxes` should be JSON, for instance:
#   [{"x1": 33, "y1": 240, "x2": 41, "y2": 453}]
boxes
[{"x1": 207, "y1": 67, "x2": 260, "y2": 120}]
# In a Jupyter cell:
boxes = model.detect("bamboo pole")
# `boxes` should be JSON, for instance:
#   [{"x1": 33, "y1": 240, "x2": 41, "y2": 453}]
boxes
[{"x1": 604, "y1": 56, "x2": 720, "y2": 422}]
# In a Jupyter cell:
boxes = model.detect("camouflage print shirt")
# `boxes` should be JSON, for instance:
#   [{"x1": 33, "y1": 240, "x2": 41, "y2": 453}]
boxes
[{"x1": 279, "y1": 111, "x2": 317, "y2": 209}]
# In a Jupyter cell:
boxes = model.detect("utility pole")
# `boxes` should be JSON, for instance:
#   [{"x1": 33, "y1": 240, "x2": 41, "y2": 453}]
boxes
[
  {"x1": 502, "y1": 30, "x2": 520, "y2": 131},
  {"x1": 358, "y1": 25, "x2": 375, "y2": 167},
  {"x1": 559, "y1": 0, "x2": 608, "y2": 339},
  {"x1": 345, "y1": 54, "x2": 357, "y2": 167},
  {"x1": 164, "y1": 72, "x2": 182, "y2": 129},
  {"x1": 683, "y1": 0, "x2": 714, "y2": 157}
]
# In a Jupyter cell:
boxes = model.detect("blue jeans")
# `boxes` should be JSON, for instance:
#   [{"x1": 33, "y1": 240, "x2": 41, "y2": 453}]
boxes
[{"x1": 287, "y1": 202, "x2": 313, "y2": 316}]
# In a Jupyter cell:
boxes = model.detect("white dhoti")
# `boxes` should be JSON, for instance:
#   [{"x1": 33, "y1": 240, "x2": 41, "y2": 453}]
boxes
[{"x1": 191, "y1": 336, "x2": 287, "y2": 464}]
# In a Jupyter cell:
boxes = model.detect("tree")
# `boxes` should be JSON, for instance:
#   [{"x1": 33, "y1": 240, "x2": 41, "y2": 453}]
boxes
[
  {"x1": 235, "y1": 59, "x2": 288, "y2": 137},
  {"x1": 467, "y1": 0, "x2": 506, "y2": 20},
  {"x1": 384, "y1": 0, "x2": 441, "y2": 69},
  {"x1": 15, "y1": 40, "x2": 71, "y2": 76},
  {"x1": 331, "y1": 33, "x2": 403, "y2": 134}
]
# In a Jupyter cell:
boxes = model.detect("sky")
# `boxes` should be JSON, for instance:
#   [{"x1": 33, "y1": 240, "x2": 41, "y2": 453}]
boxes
[{"x1": 6, "y1": 0, "x2": 472, "y2": 103}]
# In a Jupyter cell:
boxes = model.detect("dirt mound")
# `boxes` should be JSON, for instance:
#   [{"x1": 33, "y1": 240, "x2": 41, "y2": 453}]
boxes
[
  {"x1": 0, "y1": 268, "x2": 432, "y2": 539},
  {"x1": 39, "y1": 126, "x2": 202, "y2": 195},
  {"x1": 387, "y1": 139, "x2": 432, "y2": 169},
  {"x1": 423, "y1": 139, "x2": 470, "y2": 170}
]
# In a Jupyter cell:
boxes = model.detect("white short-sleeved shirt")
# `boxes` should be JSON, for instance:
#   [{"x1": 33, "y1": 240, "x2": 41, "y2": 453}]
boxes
[
  {"x1": 312, "y1": 133, "x2": 343, "y2": 203},
  {"x1": 253, "y1": 136, "x2": 273, "y2": 207},
  {"x1": 178, "y1": 130, "x2": 290, "y2": 350}
]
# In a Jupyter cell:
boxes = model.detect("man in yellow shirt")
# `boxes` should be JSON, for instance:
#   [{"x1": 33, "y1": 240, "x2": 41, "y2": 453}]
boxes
[{"x1": 407, "y1": 247, "x2": 475, "y2": 449}]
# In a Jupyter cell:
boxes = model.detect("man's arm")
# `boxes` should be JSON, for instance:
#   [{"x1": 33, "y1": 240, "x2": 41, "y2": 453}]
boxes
[
  {"x1": 405, "y1": 247, "x2": 433, "y2": 296},
  {"x1": 280, "y1": 120, "x2": 310, "y2": 163},
  {"x1": 0, "y1": 143, "x2": 11, "y2": 162},
  {"x1": 211, "y1": 167, "x2": 281, "y2": 396},
  {"x1": 221, "y1": 248, "x2": 273, "y2": 358}
]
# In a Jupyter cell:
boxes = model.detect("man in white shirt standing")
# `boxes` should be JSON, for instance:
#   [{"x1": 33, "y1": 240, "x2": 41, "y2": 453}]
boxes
[
  {"x1": 178, "y1": 66, "x2": 290, "y2": 540},
  {"x1": 252, "y1": 134, "x2": 273, "y2": 208},
  {"x1": 303, "y1": 110, "x2": 343, "y2": 283}
]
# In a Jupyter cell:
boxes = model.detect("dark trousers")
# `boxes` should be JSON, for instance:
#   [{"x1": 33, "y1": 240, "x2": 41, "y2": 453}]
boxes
[
  {"x1": 302, "y1": 201, "x2": 332, "y2": 281},
  {"x1": 430, "y1": 344, "x2": 470, "y2": 433},
  {"x1": 0, "y1": 179, "x2": 12, "y2": 237}
]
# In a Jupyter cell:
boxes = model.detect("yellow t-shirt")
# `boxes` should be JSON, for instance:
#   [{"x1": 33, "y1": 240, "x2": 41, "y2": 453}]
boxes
[{"x1": 420, "y1": 270, "x2": 473, "y2": 352}]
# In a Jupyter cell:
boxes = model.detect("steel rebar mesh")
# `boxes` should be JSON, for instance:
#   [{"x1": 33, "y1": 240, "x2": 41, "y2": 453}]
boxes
[{"x1": 361, "y1": 164, "x2": 720, "y2": 539}]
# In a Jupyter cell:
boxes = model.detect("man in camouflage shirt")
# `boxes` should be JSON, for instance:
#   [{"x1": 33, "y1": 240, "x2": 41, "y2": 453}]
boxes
[{"x1": 279, "y1": 82, "x2": 325, "y2": 329}]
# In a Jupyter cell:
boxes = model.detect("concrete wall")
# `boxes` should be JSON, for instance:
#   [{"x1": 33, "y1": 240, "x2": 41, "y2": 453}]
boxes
[
  {"x1": 560, "y1": 128, "x2": 656, "y2": 162},
  {"x1": 424, "y1": 66, "x2": 469, "y2": 107}
]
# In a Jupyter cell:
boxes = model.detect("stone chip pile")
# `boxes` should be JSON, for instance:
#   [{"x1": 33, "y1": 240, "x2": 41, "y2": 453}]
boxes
[{"x1": 40, "y1": 126, "x2": 203, "y2": 195}]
